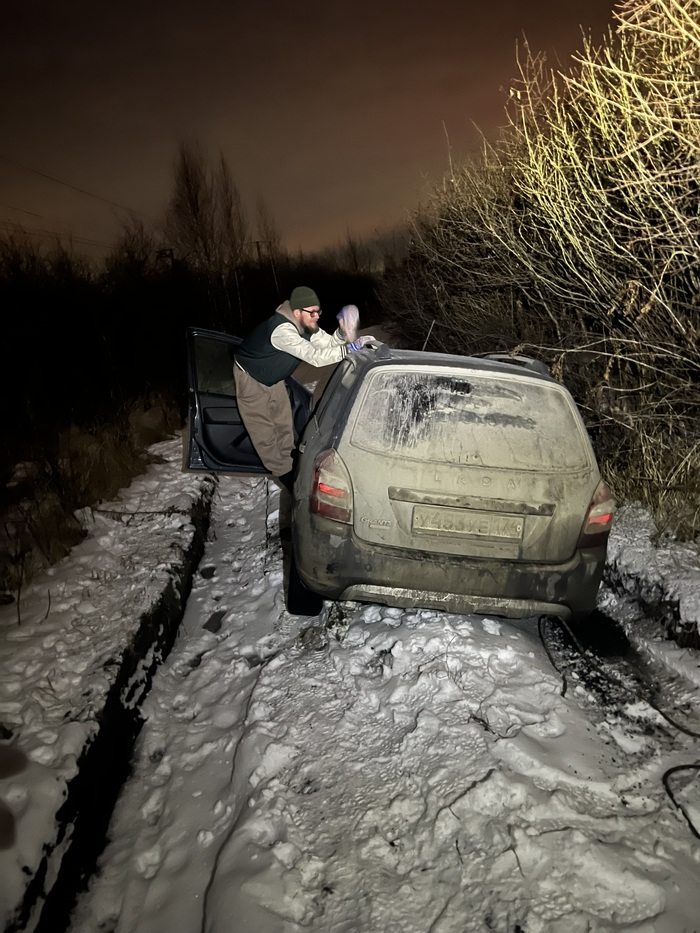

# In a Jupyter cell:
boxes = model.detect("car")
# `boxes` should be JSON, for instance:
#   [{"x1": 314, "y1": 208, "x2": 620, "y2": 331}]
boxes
[{"x1": 186, "y1": 328, "x2": 615, "y2": 622}]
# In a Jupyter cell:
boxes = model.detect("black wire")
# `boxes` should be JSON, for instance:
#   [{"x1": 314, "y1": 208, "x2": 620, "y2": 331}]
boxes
[
  {"x1": 555, "y1": 616, "x2": 700, "y2": 739},
  {"x1": 0, "y1": 152, "x2": 151, "y2": 217},
  {"x1": 662, "y1": 764, "x2": 700, "y2": 839},
  {"x1": 538, "y1": 615, "x2": 700, "y2": 841},
  {"x1": 0, "y1": 200, "x2": 43, "y2": 217},
  {"x1": 0, "y1": 219, "x2": 116, "y2": 250}
]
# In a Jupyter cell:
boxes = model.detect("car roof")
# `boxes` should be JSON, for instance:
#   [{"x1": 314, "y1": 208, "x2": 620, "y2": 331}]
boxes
[{"x1": 353, "y1": 343, "x2": 555, "y2": 383}]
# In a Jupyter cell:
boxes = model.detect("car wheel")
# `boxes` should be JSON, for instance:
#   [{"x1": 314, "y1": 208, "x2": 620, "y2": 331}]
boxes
[{"x1": 287, "y1": 550, "x2": 324, "y2": 616}]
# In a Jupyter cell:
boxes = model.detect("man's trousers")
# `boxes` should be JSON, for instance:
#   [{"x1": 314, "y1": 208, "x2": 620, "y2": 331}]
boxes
[{"x1": 233, "y1": 364, "x2": 295, "y2": 477}]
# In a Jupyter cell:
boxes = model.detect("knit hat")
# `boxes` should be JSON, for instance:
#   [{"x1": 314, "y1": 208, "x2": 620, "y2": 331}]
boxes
[{"x1": 290, "y1": 286, "x2": 320, "y2": 311}]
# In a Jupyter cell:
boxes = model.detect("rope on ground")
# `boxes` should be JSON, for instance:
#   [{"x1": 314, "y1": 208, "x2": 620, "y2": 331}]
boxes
[
  {"x1": 538, "y1": 614, "x2": 700, "y2": 841},
  {"x1": 662, "y1": 764, "x2": 700, "y2": 840},
  {"x1": 555, "y1": 616, "x2": 700, "y2": 739}
]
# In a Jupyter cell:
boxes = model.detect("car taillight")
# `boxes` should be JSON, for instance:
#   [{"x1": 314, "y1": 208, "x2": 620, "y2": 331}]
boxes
[
  {"x1": 310, "y1": 449, "x2": 353, "y2": 524},
  {"x1": 577, "y1": 479, "x2": 616, "y2": 548}
]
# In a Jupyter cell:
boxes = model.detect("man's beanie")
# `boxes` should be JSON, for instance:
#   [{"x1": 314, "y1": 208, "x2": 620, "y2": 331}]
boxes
[{"x1": 290, "y1": 286, "x2": 319, "y2": 310}]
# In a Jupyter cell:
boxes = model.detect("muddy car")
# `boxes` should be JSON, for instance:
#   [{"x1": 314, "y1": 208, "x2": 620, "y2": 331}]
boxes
[{"x1": 186, "y1": 330, "x2": 615, "y2": 621}]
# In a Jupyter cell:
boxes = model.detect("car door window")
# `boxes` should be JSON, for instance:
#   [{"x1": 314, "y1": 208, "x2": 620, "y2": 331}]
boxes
[{"x1": 194, "y1": 336, "x2": 237, "y2": 396}]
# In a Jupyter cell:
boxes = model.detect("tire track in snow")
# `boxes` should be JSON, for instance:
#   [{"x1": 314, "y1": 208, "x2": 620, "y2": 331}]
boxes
[
  {"x1": 69, "y1": 478, "x2": 306, "y2": 933},
  {"x1": 69, "y1": 479, "x2": 700, "y2": 933},
  {"x1": 205, "y1": 610, "x2": 676, "y2": 933}
]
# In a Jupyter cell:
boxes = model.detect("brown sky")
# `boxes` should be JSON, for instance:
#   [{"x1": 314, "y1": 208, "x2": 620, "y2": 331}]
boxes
[{"x1": 0, "y1": 0, "x2": 617, "y2": 258}]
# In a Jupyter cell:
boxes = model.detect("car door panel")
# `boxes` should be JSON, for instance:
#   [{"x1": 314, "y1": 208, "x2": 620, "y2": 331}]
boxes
[{"x1": 197, "y1": 393, "x2": 264, "y2": 470}]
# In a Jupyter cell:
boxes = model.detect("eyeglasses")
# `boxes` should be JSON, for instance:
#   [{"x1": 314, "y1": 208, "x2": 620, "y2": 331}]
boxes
[{"x1": 303, "y1": 308, "x2": 322, "y2": 318}]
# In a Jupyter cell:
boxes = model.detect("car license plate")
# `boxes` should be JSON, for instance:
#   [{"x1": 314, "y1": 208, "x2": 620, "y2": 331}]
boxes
[{"x1": 412, "y1": 505, "x2": 524, "y2": 540}]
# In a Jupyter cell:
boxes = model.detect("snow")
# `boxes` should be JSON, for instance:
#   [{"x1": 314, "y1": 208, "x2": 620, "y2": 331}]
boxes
[
  {"x1": 1, "y1": 436, "x2": 699, "y2": 933},
  {"x1": 606, "y1": 504, "x2": 700, "y2": 634}
]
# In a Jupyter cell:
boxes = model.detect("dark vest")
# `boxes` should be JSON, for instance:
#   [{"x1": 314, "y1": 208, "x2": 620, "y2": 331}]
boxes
[{"x1": 234, "y1": 312, "x2": 311, "y2": 386}]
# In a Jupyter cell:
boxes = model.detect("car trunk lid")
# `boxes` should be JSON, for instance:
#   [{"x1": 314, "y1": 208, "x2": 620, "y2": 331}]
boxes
[{"x1": 340, "y1": 366, "x2": 597, "y2": 562}]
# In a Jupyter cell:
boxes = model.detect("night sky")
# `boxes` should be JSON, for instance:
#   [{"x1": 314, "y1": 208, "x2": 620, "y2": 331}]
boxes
[{"x1": 1, "y1": 0, "x2": 617, "y2": 258}]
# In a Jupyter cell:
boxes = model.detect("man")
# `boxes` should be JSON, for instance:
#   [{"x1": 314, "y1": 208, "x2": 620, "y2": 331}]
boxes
[{"x1": 233, "y1": 285, "x2": 373, "y2": 491}]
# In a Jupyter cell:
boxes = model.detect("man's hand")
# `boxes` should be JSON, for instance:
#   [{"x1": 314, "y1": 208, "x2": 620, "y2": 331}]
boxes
[
  {"x1": 336, "y1": 304, "x2": 359, "y2": 343},
  {"x1": 347, "y1": 335, "x2": 376, "y2": 351}
]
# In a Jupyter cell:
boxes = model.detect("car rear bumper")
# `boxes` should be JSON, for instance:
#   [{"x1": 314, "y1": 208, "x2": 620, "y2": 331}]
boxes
[{"x1": 293, "y1": 515, "x2": 606, "y2": 621}]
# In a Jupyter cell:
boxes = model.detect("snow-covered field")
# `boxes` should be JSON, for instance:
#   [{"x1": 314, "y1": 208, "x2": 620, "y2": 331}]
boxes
[{"x1": 2, "y1": 437, "x2": 700, "y2": 933}]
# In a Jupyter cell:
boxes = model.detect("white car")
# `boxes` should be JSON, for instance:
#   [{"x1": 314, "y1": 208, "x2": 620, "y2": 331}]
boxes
[{"x1": 186, "y1": 331, "x2": 615, "y2": 621}]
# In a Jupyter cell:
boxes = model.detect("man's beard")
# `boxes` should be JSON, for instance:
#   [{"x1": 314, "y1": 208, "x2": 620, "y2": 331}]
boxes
[{"x1": 302, "y1": 320, "x2": 320, "y2": 335}]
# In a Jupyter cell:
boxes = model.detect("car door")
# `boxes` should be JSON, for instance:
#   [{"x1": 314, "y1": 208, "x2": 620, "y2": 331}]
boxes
[{"x1": 185, "y1": 327, "x2": 313, "y2": 473}]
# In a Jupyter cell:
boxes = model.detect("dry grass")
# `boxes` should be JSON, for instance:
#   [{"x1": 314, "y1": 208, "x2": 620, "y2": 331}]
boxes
[{"x1": 0, "y1": 396, "x2": 182, "y2": 609}]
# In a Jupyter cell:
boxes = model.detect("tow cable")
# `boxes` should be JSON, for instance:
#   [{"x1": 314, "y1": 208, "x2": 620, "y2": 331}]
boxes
[{"x1": 538, "y1": 614, "x2": 700, "y2": 840}]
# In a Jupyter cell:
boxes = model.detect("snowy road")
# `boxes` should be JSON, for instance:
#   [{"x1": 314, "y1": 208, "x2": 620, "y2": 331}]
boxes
[{"x1": 68, "y1": 476, "x2": 700, "y2": 933}]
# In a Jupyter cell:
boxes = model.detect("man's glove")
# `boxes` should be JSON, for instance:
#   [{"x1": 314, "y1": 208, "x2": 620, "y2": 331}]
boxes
[
  {"x1": 336, "y1": 304, "x2": 359, "y2": 343},
  {"x1": 347, "y1": 335, "x2": 376, "y2": 351}
]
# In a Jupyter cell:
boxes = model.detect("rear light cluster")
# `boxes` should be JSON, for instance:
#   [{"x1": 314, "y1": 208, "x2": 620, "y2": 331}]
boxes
[
  {"x1": 577, "y1": 480, "x2": 616, "y2": 548},
  {"x1": 310, "y1": 449, "x2": 353, "y2": 524}
]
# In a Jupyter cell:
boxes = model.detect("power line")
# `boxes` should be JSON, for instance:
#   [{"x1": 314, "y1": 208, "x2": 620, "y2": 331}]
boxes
[
  {"x1": 0, "y1": 219, "x2": 116, "y2": 251},
  {"x1": 0, "y1": 204, "x2": 121, "y2": 244},
  {"x1": 0, "y1": 211, "x2": 118, "y2": 244},
  {"x1": 0, "y1": 152, "x2": 152, "y2": 218},
  {"x1": 0, "y1": 201, "x2": 43, "y2": 219},
  {"x1": 0, "y1": 192, "x2": 152, "y2": 252}
]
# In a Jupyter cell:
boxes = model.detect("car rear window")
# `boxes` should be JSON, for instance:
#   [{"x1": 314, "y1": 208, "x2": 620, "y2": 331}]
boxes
[{"x1": 349, "y1": 369, "x2": 592, "y2": 472}]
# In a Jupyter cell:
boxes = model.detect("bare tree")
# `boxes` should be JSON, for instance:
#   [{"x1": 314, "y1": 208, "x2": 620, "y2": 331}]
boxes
[
  {"x1": 163, "y1": 142, "x2": 255, "y2": 327},
  {"x1": 341, "y1": 228, "x2": 377, "y2": 274},
  {"x1": 164, "y1": 142, "x2": 250, "y2": 275},
  {"x1": 381, "y1": 0, "x2": 700, "y2": 536},
  {"x1": 254, "y1": 195, "x2": 282, "y2": 262},
  {"x1": 164, "y1": 142, "x2": 216, "y2": 271},
  {"x1": 254, "y1": 195, "x2": 283, "y2": 294},
  {"x1": 216, "y1": 153, "x2": 250, "y2": 270}
]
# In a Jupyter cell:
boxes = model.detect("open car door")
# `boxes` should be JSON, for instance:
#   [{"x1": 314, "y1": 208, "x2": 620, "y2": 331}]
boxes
[{"x1": 185, "y1": 327, "x2": 313, "y2": 473}]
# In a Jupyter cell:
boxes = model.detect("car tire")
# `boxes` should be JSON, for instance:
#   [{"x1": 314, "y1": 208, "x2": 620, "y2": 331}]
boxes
[{"x1": 287, "y1": 550, "x2": 324, "y2": 617}]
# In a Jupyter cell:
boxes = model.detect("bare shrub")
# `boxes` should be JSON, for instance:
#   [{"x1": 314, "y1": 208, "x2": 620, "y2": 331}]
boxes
[
  {"x1": 105, "y1": 217, "x2": 158, "y2": 275},
  {"x1": 381, "y1": 0, "x2": 700, "y2": 538},
  {"x1": 381, "y1": 146, "x2": 542, "y2": 354}
]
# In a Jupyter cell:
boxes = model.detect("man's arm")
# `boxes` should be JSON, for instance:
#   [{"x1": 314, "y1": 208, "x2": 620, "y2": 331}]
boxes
[{"x1": 270, "y1": 322, "x2": 348, "y2": 367}]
